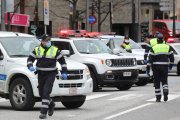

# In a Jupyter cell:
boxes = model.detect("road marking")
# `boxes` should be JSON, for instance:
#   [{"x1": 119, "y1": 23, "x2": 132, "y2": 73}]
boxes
[
  {"x1": 108, "y1": 94, "x2": 143, "y2": 101},
  {"x1": 0, "y1": 98, "x2": 8, "y2": 102},
  {"x1": 86, "y1": 94, "x2": 110, "y2": 100},
  {"x1": 104, "y1": 103, "x2": 153, "y2": 120},
  {"x1": 147, "y1": 94, "x2": 180, "y2": 102}
]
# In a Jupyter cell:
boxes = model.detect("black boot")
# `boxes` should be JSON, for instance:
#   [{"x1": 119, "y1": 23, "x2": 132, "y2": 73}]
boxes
[
  {"x1": 39, "y1": 114, "x2": 47, "y2": 119},
  {"x1": 48, "y1": 101, "x2": 55, "y2": 116},
  {"x1": 156, "y1": 99, "x2": 161, "y2": 102},
  {"x1": 164, "y1": 95, "x2": 168, "y2": 102}
]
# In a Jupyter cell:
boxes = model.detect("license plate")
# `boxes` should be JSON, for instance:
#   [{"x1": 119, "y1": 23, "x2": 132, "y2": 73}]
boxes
[
  {"x1": 123, "y1": 72, "x2": 132, "y2": 76},
  {"x1": 69, "y1": 87, "x2": 77, "y2": 95}
]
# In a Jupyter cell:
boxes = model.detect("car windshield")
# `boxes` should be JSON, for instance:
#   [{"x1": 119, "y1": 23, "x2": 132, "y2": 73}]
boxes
[
  {"x1": 0, "y1": 37, "x2": 40, "y2": 57},
  {"x1": 101, "y1": 39, "x2": 127, "y2": 53},
  {"x1": 174, "y1": 44, "x2": 180, "y2": 53},
  {"x1": 101, "y1": 37, "x2": 141, "y2": 49},
  {"x1": 167, "y1": 22, "x2": 180, "y2": 30},
  {"x1": 73, "y1": 39, "x2": 112, "y2": 54}
]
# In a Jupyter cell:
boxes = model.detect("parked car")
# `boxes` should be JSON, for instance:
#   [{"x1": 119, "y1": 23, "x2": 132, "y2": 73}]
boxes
[
  {"x1": 152, "y1": 19, "x2": 180, "y2": 43},
  {"x1": 168, "y1": 43, "x2": 180, "y2": 75},
  {"x1": 139, "y1": 42, "x2": 180, "y2": 76},
  {"x1": 98, "y1": 35, "x2": 152, "y2": 86},
  {"x1": 0, "y1": 32, "x2": 92, "y2": 110},
  {"x1": 51, "y1": 36, "x2": 139, "y2": 91}
]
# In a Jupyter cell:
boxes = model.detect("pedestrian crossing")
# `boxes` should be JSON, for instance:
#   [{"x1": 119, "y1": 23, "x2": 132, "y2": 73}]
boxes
[{"x1": 0, "y1": 92, "x2": 180, "y2": 103}]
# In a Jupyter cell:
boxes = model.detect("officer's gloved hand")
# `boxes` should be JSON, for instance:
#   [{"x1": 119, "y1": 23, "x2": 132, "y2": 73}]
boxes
[
  {"x1": 28, "y1": 66, "x2": 36, "y2": 72},
  {"x1": 169, "y1": 64, "x2": 173, "y2": 70},
  {"x1": 61, "y1": 72, "x2": 68, "y2": 80},
  {"x1": 143, "y1": 60, "x2": 148, "y2": 64}
]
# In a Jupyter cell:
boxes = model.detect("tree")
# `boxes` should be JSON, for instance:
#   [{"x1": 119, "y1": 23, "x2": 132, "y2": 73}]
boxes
[
  {"x1": 65, "y1": 0, "x2": 78, "y2": 29},
  {"x1": 92, "y1": 0, "x2": 131, "y2": 32}
]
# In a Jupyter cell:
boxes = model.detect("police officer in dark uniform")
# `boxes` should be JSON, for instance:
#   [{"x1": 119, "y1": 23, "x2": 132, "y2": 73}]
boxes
[
  {"x1": 27, "y1": 34, "x2": 68, "y2": 119},
  {"x1": 147, "y1": 33, "x2": 174, "y2": 102},
  {"x1": 121, "y1": 35, "x2": 132, "y2": 53}
]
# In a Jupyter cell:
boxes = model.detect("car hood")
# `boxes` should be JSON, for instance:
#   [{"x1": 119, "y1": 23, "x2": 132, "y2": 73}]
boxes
[
  {"x1": 118, "y1": 53, "x2": 144, "y2": 60},
  {"x1": 131, "y1": 49, "x2": 145, "y2": 56},
  {"x1": 8, "y1": 57, "x2": 86, "y2": 70},
  {"x1": 80, "y1": 53, "x2": 135, "y2": 59}
]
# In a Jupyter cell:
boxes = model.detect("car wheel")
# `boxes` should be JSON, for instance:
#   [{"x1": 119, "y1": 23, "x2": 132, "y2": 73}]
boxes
[
  {"x1": 90, "y1": 71, "x2": 98, "y2": 92},
  {"x1": 135, "y1": 79, "x2": 148, "y2": 86},
  {"x1": 116, "y1": 84, "x2": 132, "y2": 90},
  {"x1": 177, "y1": 63, "x2": 180, "y2": 76},
  {"x1": 62, "y1": 97, "x2": 86, "y2": 109},
  {"x1": 9, "y1": 77, "x2": 35, "y2": 111}
]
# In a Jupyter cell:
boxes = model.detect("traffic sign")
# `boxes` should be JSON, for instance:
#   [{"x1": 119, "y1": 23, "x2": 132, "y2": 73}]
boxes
[
  {"x1": 89, "y1": 15, "x2": 97, "y2": 24},
  {"x1": 5, "y1": 13, "x2": 30, "y2": 26},
  {"x1": 160, "y1": 7, "x2": 173, "y2": 11},
  {"x1": 44, "y1": 0, "x2": 49, "y2": 25}
]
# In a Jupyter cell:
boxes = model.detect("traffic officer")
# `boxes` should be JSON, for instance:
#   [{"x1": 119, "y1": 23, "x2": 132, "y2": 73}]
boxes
[
  {"x1": 27, "y1": 34, "x2": 68, "y2": 119},
  {"x1": 121, "y1": 35, "x2": 132, "y2": 53},
  {"x1": 144, "y1": 31, "x2": 160, "y2": 63},
  {"x1": 147, "y1": 33, "x2": 174, "y2": 102}
]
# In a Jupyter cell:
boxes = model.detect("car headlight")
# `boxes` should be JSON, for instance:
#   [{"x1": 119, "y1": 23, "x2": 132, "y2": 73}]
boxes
[
  {"x1": 106, "y1": 59, "x2": 112, "y2": 67},
  {"x1": 85, "y1": 66, "x2": 91, "y2": 79}
]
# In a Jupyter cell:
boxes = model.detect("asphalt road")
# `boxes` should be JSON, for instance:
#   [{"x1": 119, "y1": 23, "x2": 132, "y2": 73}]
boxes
[{"x1": 0, "y1": 74, "x2": 180, "y2": 120}]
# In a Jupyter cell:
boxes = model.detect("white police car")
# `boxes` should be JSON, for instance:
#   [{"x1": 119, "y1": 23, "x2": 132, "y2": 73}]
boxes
[{"x1": 0, "y1": 32, "x2": 92, "y2": 110}]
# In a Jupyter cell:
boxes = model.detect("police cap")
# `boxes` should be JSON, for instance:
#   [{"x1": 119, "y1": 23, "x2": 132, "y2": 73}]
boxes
[
  {"x1": 157, "y1": 33, "x2": 164, "y2": 41},
  {"x1": 124, "y1": 35, "x2": 129, "y2": 39},
  {"x1": 41, "y1": 34, "x2": 51, "y2": 41}
]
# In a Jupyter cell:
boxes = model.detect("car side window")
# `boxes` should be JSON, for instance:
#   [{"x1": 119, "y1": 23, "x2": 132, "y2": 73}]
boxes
[
  {"x1": 0, "y1": 49, "x2": 4, "y2": 60},
  {"x1": 53, "y1": 41, "x2": 74, "y2": 55},
  {"x1": 171, "y1": 47, "x2": 177, "y2": 55}
]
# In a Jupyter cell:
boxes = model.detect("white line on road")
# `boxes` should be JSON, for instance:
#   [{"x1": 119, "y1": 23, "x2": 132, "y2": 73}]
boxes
[
  {"x1": 108, "y1": 94, "x2": 143, "y2": 101},
  {"x1": 86, "y1": 94, "x2": 110, "y2": 100},
  {"x1": 147, "y1": 94, "x2": 180, "y2": 102},
  {"x1": 104, "y1": 103, "x2": 153, "y2": 120}
]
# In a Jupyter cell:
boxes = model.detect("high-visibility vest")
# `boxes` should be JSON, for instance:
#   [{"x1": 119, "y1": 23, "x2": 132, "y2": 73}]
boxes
[
  {"x1": 152, "y1": 44, "x2": 170, "y2": 55},
  {"x1": 122, "y1": 43, "x2": 131, "y2": 51},
  {"x1": 35, "y1": 46, "x2": 58, "y2": 59},
  {"x1": 150, "y1": 38, "x2": 165, "y2": 47},
  {"x1": 149, "y1": 38, "x2": 158, "y2": 47}
]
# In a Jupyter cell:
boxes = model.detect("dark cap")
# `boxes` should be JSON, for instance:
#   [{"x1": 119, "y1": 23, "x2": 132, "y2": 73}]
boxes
[
  {"x1": 155, "y1": 31, "x2": 160, "y2": 34},
  {"x1": 41, "y1": 34, "x2": 51, "y2": 41},
  {"x1": 157, "y1": 33, "x2": 164, "y2": 41},
  {"x1": 124, "y1": 35, "x2": 129, "y2": 39}
]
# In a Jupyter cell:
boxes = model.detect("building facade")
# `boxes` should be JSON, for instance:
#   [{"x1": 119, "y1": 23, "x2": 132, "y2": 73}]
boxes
[{"x1": 2, "y1": 0, "x2": 180, "y2": 40}]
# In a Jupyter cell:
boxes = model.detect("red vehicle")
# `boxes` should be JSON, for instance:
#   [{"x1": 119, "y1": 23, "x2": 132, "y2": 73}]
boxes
[{"x1": 152, "y1": 19, "x2": 180, "y2": 43}]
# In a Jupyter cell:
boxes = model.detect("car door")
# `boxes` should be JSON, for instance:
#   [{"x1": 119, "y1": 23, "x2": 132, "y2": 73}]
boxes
[{"x1": 0, "y1": 48, "x2": 6, "y2": 91}]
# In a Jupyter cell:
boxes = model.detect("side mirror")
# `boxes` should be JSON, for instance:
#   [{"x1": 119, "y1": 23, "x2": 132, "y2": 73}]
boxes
[
  {"x1": 112, "y1": 49, "x2": 120, "y2": 55},
  {"x1": 61, "y1": 50, "x2": 70, "y2": 56},
  {"x1": 0, "y1": 50, "x2": 4, "y2": 60}
]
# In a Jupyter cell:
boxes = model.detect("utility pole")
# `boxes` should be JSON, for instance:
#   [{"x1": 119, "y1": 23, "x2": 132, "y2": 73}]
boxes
[
  {"x1": 97, "y1": 0, "x2": 101, "y2": 32},
  {"x1": 109, "y1": 2, "x2": 112, "y2": 32},
  {"x1": 86, "y1": 0, "x2": 90, "y2": 31},
  {"x1": 138, "y1": 0, "x2": 141, "y2": 42},
  {"x1": 132, "y1": 0, "x2": 135, "y2": 40},
  {"x1": 1, "y1": 0, "x2": 6, "y2": 31},
  {"x1": 173, "y1": 0, "x2": 176, "y2": 37}
]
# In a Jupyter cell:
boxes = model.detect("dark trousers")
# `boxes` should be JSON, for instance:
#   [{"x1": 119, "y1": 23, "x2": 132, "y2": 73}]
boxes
[
  {"x1": 152, "y1": 65, "x2": 169, "y2": 100},
  {"x1": 38, "y1": 71, "x2": 56, "y2": 114}
]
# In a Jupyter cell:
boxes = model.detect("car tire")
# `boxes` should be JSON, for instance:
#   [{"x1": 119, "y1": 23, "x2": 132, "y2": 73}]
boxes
[
  {"x1": 9, "y1": 77, "x2": 35, "y2": 111},
  {"x1": 90, "y1": 71, "x2": 98, "y2": 92},
  {"x1": 62, "y1": 99, "x2": 85, "y2": 109},
  {"x1": 177, "y1": 63, "x2": 180, "y2": 76},
  {"x1": 135, "y1": 79, "x2": 148, "y2": 86},
  {"x1": 116, "y1": 84, "x2": 132, "y2": 90}
]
